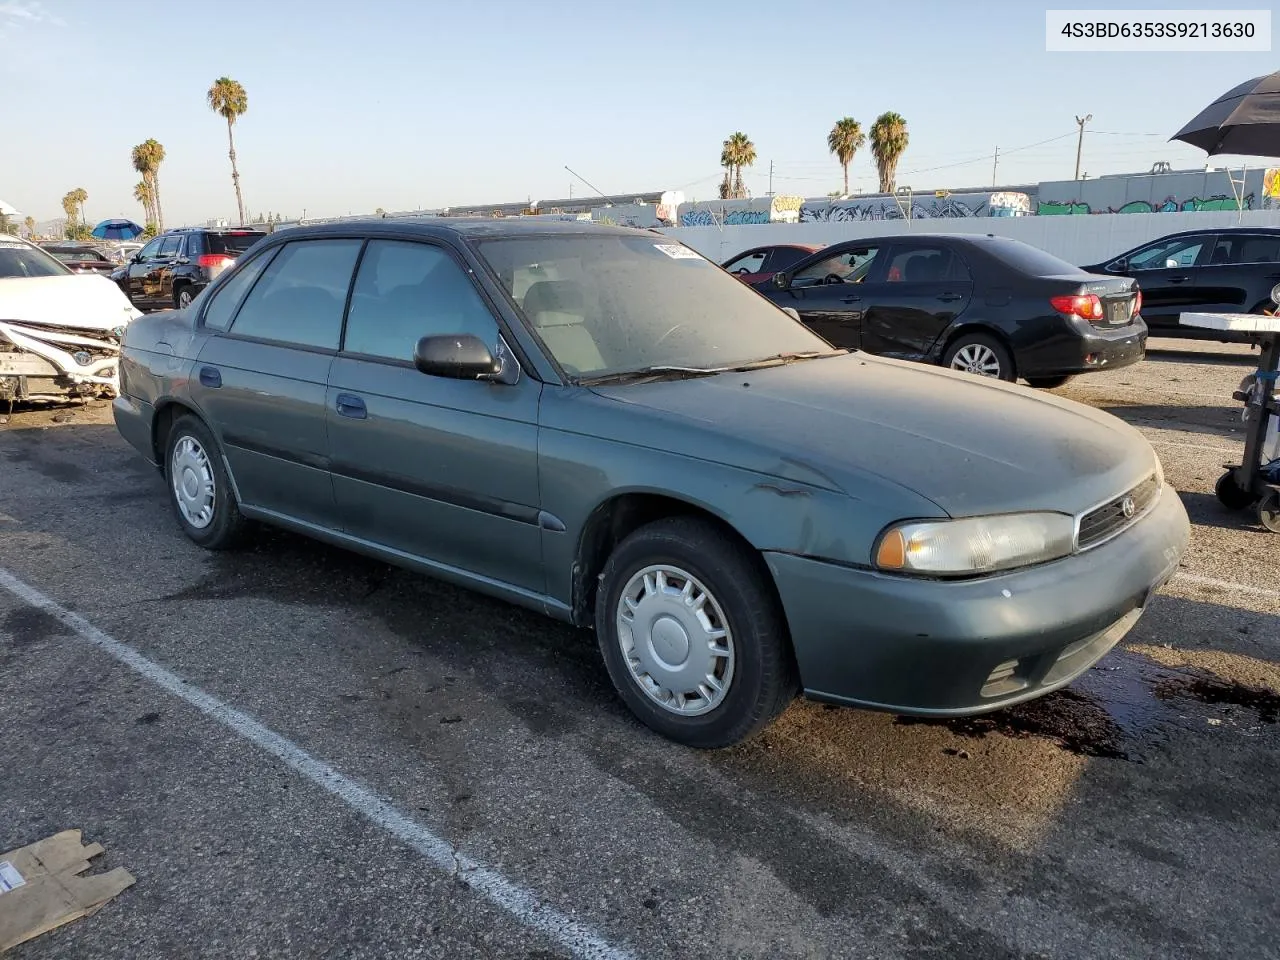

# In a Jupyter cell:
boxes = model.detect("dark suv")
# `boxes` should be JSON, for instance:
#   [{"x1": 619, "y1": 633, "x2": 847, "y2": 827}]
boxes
[
  {"x1": 115, "y1": 228, "x2": 267, "y2": 311},
  {"x1": 1081, "y1": 228, "x2": 1280, "y2": 341}
]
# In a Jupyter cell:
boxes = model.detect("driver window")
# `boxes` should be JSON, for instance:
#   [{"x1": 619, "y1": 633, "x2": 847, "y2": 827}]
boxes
[
  {"x1": 137, "y1": 238, "x2": 163, "y2": 261},
  {"x1": 725, "y1": 251, "x2": 767, "y2": 275},
  {"x1": 794, "y1": 246, "x2": 880, "y2": 285},
  {"x1": 1127, "y1": 237, "x2": 1204, "y2": 270}
]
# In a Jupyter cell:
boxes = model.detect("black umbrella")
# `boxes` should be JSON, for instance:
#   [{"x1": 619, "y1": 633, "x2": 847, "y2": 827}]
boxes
[{"x1": 1171, "y1": 70, "x2": 1280, "y2": 157}]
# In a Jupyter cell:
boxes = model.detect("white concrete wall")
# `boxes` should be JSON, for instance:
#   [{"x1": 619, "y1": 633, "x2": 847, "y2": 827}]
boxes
[{"x1": 660, "y1": 209, "x2": 1280, "y2": 266}]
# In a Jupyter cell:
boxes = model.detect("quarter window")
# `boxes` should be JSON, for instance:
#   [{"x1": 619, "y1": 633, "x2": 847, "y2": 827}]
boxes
[
  {"x1": 228, "y1": 239, "x2": 362, "y2": 350},
  {"x1": 343, "y1": 240, "x2": 497, "y2": 361},
  {"x1": 201, "y1": 248, "x2": 280, "y2": 331}
]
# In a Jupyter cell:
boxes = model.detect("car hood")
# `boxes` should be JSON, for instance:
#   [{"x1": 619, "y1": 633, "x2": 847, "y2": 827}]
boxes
[
  {"x1": 0, "y1": 274, "x2": 141, "y2": 329},
  {"x1": 589, "y1": 353, "x2": 1157, "y2": 518}
]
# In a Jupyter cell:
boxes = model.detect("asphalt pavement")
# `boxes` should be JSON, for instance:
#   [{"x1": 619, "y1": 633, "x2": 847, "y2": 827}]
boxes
[{"x1": 1, "y1": 338, "x2": 1277, "y2": 960}]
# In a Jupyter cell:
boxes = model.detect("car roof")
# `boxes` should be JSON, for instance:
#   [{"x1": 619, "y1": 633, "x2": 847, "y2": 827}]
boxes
[
  {"x1": 1138, "y1": 226, "x2": 1280, "y2": 240},
  {"x1": 269, "y1": 217, "x2": 659, "y2": 242}
]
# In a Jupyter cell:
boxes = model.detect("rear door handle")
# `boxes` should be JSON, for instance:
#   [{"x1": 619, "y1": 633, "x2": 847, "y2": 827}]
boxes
[
  {"x1": 937, "y1": 293, "x2": 963, "y2": 302},
  {"x1": 335, "y1": 393, "x2": 367, "y2": 419},
  {"x1": 198, "y1": 366, "x2": 221, "y2": 388}
]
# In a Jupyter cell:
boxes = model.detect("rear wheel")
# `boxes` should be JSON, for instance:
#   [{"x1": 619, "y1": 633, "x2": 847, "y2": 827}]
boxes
[
  {"x1": 594, "y1": 517, "x2": 798, "y2": 748},
  {"x1": 1258, "y1": 492, "x2": 1280, "y2": 533},
  {"x1": 942, "y1": 333, "x2": 1015, "y2": 382},
  {"x1": 1025, "y1": 375, "x2": 1074, "y2": 389},
  {"x1": 175, "y1": 286, "x2": 195, "y2": 310}
]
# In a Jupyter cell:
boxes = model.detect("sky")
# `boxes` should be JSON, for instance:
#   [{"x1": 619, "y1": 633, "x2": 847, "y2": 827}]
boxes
[{"x1": 2, "y1": 0, "x2": 1278, "y2": 226}]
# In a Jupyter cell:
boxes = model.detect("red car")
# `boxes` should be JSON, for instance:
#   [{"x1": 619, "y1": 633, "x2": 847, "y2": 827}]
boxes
[
  {"x1": 40, "y1": 243, "x2": 118, "y2": 276},
  {"x1": 721, "y1": 243, "x2": 823, "y2": 284}
]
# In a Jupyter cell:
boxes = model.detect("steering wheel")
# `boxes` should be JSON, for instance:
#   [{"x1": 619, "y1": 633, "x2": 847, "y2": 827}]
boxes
[{"x1": 823, "y1": 273, "x2": 844, "y2": 285}]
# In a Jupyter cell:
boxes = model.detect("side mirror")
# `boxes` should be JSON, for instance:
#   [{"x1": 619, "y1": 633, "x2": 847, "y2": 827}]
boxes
[
  {"x1": 414, "y1": 334, "x2": 500, "y2": 380},
  {"x1": 1111, "y1": 257, "x2": 1128, "y2": 272},
  {"x1": 772, "y1": 271, "x2": 791, "y2": 290},
  {"x1": 781, "y1": 307, "x2": 801, "y2": 322}
]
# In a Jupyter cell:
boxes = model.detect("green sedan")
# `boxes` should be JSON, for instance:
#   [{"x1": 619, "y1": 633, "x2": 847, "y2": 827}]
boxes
[{"x1": 113, "y1": 219, "x2": 1191, "y2": 748}]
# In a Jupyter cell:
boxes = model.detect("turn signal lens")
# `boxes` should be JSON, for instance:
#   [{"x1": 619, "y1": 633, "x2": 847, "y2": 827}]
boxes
[{"x1": 874, "y1": 513, "x2": 1076, "y2": 576}]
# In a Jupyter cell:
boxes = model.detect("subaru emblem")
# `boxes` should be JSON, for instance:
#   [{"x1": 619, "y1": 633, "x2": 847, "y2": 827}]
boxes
[{"x1": 1121, "y1": 496, "x2": 1136, "y2": 519}]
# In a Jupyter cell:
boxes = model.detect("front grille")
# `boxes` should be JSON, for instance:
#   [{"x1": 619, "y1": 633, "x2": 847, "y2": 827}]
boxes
[{"x1": 1077, "y1": 475, "x2": 1159, "y2": 549}]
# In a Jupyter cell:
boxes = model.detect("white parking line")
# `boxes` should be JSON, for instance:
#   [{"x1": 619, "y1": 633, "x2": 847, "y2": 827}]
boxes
[
  {"x1": 0, "y1": 567, "x2": 633, "y2": 960},
  {"x1": 1173, "y1": 572, "x2": 1280, "y2": 602}
]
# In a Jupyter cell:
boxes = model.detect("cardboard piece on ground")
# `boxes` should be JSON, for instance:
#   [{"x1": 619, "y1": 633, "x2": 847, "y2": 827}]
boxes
[{"x1": 0, "y1": 829, "x2": 134, "y2": 952}]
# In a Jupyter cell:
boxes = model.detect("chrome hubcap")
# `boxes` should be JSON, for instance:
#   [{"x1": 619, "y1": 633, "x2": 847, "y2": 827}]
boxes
[
  {"x1": 951, "y1": 343, "x2": 1001, "y2": 377},
  {"x1": 616, "y1": 565, "x2": 734, "y2": 717},
  {"x1": 179, "y1": 290, "x2": 193, "y2": 308},
  {"x1": 171, "y1": 435, "x2": 215, "y2": 529}
]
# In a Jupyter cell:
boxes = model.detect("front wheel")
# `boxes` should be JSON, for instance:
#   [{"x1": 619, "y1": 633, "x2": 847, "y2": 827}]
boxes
[
  {"x1": 942, "y1": 333, "x2": 1015, "y2": 382},
  {"x1": 1215, "y1": 471, "x2": 1257, "y2": 511},
  {"x1": 164, "y1": 414, "x2": 248, "y2": 549},
  {"x1": 175, "y1": 286, "x2": 195, "y2": 310},
  {"x1": 594, "y1": 517, "x2": 798, "y2": 748}
]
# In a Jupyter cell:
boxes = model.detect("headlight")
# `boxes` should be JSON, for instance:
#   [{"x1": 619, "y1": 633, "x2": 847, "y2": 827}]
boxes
[{"x1": 875, "y1": 512, "x2": 1075, "y2": 576}]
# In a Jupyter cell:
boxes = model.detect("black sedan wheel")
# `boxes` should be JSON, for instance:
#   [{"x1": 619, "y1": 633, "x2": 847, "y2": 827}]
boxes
[
  {"x1": 943, "y1": 333, "x2": 1016, "y2": 382},
  {"x1": 594, "y1": 517, "x2": 798, "y2": 748}
]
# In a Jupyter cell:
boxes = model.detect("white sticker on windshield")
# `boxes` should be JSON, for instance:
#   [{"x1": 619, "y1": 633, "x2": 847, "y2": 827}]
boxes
[{"x1": 653, "y1": 243, "x2": 703, "y2": 260}]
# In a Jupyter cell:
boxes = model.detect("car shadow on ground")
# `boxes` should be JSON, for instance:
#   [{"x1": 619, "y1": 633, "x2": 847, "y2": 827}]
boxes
[
  {"x1": 1096, "y1": 402, "x2": 1247, "y2": 440},
  {"x1": 1146, "y1": 345, "x2": 1262, "y2": 367}
]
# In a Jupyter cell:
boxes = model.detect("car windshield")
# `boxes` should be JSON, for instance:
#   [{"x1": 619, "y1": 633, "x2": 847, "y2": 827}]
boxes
[
  {"x1": 0, "y1": 241, "x2": 73, "y2": 278},
  {"x1": 477, "y1": 234, "x2": 834, "y2": 380},
  {"x1": 50, "y1": 250, "x2": 104, "y2": 262}
]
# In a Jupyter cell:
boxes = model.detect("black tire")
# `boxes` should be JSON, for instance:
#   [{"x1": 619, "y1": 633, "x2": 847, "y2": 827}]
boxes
[
  {"x1": 594, "y1": 517, "x2": 799, "y2": 749},
  {"x1": 163, "y1": 414, "x2": 248, "y2": 549},
  {"x1": 942, "y1": 332, "x2": 1016, "y2": 382},
  {"x1": 1215, "y1": 471, "x2": 1257, "y2": 511},
  {"x1": 1025, "y1": 375, "x2": 1074, "y2": 389},
  {"x1": 175, "y1": 285, "x2": 195, "y2": 310},
  {"x1": 1258, "y1": 492, "x2": 1280, "y2": 533}
]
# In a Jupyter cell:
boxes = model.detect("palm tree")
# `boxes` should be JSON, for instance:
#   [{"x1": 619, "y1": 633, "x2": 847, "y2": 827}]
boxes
[
  {"x1": 720, "y1": 132, "x2": 756, "y2": 199},
  {"x1": 133, "y1": 181, "x2": 156, "y2": 227},
  {"x1": 207, "y1": 77, "x2": 249, "y2": 225},
  {"x1": 60, "y1": 192, "x2": 77, "y2": 225},
  {"x1": 134, "y1": 139, "x2": 166, "y2": 230},
  {"x1": 827, "y1": 117, "x2": 865, "y2": 197},
  {"x1": 23, "y1": 216, "x2": 35, "y2": 238},
  {"x1": 869, "y1": 112, "x2": 909, "y2": 194}
]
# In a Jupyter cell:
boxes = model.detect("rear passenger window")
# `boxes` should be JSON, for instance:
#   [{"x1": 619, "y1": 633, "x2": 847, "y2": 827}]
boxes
[
  {"x1": 201, "y1": 248, "x2": 279, "y2": 331},
  {"x1": 228, "y1": 239, "x2": 362, "y2": 350},
  {"x1": 343, "y1": 240, "x2": 497, "y2": 361},
  {"x1": 886, "y1": 247, "x2": 951, "y2": 283}
]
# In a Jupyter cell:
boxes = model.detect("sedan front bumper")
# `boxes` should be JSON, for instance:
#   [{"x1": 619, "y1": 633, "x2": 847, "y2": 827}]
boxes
[{"x1": 764, "y1": 485, "x2": 1190, "y2": 715}]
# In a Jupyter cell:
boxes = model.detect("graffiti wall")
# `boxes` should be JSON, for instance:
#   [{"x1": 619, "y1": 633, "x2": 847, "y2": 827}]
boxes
[
  {"x1": 797, "y1": 191, "x2": 1030, "y2": 222},
  {"x1": 676, "y1": 195, "x2": 805, "y2": 227},
  {"x1": 1036, "y1": 168, "x2": 1274, "y2": 215},
  {"x1": 1264, "y1": 169, "x2": 1280, "y2": 211}
]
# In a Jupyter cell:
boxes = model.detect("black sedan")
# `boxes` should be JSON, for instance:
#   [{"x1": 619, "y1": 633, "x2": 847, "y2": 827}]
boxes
[
  {"x1": 756, "y1": 234, "x2": 1146, "y2": 387},
  {"x1": 1081, "y1": 227, "x2": 1280, "y2": 342}
]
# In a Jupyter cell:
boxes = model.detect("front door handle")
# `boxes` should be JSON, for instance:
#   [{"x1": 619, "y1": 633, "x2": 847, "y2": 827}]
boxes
[
  {"x1": 335, "y1": 393, "x2": 367, "y2": 419},
  {"x1": 840, "y1": 295, "x2": 862, "y2": 304},
  {"x1": 1167, "y1": 275, "x2": 1190, "y2": 283},
  {"x1": 937, "y1": 293, "x2": 963, "y2": 302},
  {"x1": 198, "y1": 366, "x2": 221, "y2": 388}
]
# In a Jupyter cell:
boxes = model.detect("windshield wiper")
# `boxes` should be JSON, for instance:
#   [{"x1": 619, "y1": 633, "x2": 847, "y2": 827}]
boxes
[
  {"x1": 730, "y1": 349, "x2": 846, "y2": 371},
  {"x1": 576, "y1": 365, "x2": 727, "y2": 386}
]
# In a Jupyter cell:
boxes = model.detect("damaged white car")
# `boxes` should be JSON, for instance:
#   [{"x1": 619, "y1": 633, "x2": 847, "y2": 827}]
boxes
[{"x1": 0, "y1": 235, "x2": 141, "y2": 403}]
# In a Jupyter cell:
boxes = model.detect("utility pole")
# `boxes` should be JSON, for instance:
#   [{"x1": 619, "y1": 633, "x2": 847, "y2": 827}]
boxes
[
  {"x1": 1074, "y1": 114, "x2": 1092, "y2": 181},
  {"x1": 768, "y1": 160, "x2": 774, "y2": 196},
  {"x1": 992, "y1": 146, "x2": 999, "y2": 187}
]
